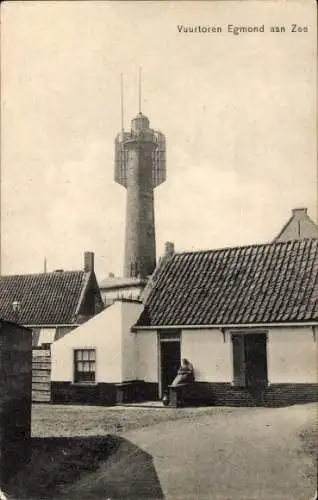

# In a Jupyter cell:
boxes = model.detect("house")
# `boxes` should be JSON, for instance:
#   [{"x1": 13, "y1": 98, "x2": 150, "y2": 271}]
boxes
[
  {"x1": 274, "y1": 208, "x2": 318, "y2": 242},
  {"x1": 51, "y1": 299, "x2": 144, "y2": 405},
  {"x1": 0, "y1": 320, "x2": 32, "y2": 487},
  {"x1": 133, "y1": 238, "x2": 318, "y2": 406},
  {"x1": 51, "y1": 238, "x2": 317, "y2": 407},
  {"x1": 0, "y1": 252, "x2": 104, "y2": 347}
]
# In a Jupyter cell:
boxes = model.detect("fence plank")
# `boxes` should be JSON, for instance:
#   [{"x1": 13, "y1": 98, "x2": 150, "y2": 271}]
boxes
[{"x1": 32, "y1": 349, "x2": 51, "y2": 403}]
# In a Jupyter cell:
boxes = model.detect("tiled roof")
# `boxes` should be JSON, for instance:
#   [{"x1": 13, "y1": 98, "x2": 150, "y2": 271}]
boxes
[
  {"x1": 0, "y1": 271, "x2": 90, "y2": 325},
  {"x1": 136, "y1": 239, "x2": 318, "y2": 327}
]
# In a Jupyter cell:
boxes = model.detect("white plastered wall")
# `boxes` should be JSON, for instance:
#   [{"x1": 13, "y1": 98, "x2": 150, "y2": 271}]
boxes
[
  {"x1": 51, "y1": 302, "x2": 123, "y2": 383},
  {"x1": 135, "y1": 330, "x2": 158, "y2": 382},
  {"x1": 267, "y1": 326, "x2": 317, "y2": 383},
  {"x1": 120, "y1": 301, "x2": 144, "y2": 381},
  {"x1": 181, "y1": 329, "x2": 232, "y2": 382}
]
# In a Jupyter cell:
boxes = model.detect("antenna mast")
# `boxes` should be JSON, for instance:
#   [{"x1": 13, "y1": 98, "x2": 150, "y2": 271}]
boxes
[
  {"x1": 120, "y1": 73, "x2": 124, "y2": 135},
  {"x1": 138, "y1": 67, "x2": 142, "y2": 114}
]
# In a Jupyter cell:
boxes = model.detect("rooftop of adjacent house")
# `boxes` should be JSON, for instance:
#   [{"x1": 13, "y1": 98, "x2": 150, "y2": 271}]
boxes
[
  {"x1": 0, "y1": 251, "x2": 102, "y2": 326},
  {"x1": 274, "y1": 208, "x2": 318, "y2": 242},
  {"x1": 99, "y1": 275, "x2": 148, "y2": 290},
  {"x1": 0, "y1": 270, "x2": 91, "y2": 325},
  {"x1": 136, "y1": 238, "x2": 318, "y2": 328}
]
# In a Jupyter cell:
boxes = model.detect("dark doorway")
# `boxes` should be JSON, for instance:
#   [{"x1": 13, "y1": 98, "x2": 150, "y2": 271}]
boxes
[
  {"x1": 245, "y1": 334, "x2": 268, "y2": 388},
  {"x1": 160, "y1": 341, "x2": 180, "y2": 396},
  {"x1": 232, "y1": 333, "x2": 268, "y2": 388}
]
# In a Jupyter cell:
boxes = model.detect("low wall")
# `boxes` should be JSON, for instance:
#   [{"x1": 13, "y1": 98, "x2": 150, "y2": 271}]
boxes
[
  {"x1": 51, "y1": 382, "x2": 117, "y2": 405},
  {"x1": 51, "y1": 380, "x2": 158, "y2": 406},
  {"x1": 115, "y1": 381, "x2": 158, "y2": 404},
  {"x1": 183, "y1": 382, "x2": 318, "y2": 407},
  {"x1": 51, "y1": 380, "x2": 318, "y2": 407}
]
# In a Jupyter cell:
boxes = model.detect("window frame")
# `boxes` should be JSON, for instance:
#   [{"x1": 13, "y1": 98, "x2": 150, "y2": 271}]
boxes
[{"x1": 73, "y1": 348, "x2": 97, "y2": 384}]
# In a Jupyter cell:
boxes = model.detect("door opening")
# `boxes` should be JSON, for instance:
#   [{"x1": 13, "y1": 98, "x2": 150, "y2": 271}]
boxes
[
  {"x1": 245, "y1": 334, "x2": 268, "y2": 388},
  {"x1": 232, "y1": 333, "x2": 268, "y2": 389},
  {"x1": 160, "y1": 341, "x2": 181, "y2": 397}
]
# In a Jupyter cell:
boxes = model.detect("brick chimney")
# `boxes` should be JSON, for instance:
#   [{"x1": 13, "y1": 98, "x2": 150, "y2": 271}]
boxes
[
  {"x1": 141, "y1": 242, "x2": 175, "y2": 304},
  {"x1": 84, "y1": 252, "x2": 94, "y2": 273},
  {"x1": 164, "y1": 241, "x2": 175, "y2": 259}
]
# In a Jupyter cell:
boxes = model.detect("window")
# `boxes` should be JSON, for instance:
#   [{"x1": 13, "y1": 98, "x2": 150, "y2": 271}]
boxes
[{"x1": 74, "y1": 349, "x2": 96, "y2": 383}]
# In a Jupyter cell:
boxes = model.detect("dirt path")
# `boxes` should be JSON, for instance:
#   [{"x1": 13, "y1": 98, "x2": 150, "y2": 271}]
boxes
[
  {"x1": 7, "y1": 404, "x2": 317, "y2": 500},
  {"x1": 119, "y1": 404, "x2": 316, "y2": 500}
]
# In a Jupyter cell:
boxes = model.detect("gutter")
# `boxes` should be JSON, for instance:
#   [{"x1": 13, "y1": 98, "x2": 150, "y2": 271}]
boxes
[{"x1": 132, "y1": 321, "x2": 318, "y2": 331}]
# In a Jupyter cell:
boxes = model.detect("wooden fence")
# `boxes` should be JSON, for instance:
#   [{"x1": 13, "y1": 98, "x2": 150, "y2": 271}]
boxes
[{"x1": 32, "y1": 348, "x2": 51, "y2": 403}]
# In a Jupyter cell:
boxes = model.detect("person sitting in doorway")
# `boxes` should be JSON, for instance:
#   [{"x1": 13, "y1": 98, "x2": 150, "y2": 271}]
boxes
[{"x1": 171, "y1": 358, "x2": 195, "y2": 386}]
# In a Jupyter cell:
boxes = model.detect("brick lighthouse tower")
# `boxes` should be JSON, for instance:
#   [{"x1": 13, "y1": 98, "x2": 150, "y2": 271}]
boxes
[{"x1": 114, "y1": 73, "x2": 166, "y2": 278}]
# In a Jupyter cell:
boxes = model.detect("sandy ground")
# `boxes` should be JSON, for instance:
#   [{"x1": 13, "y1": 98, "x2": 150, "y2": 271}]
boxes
[
  {"x1": 119, "y1": 403, "x2": 317, "y2": 500},
  {"x1": 31, "y1": 403, "x2": 235, "y2": 437},
  {"x1": 6, "y1": 403, "x2": 317, "y2": 500}
]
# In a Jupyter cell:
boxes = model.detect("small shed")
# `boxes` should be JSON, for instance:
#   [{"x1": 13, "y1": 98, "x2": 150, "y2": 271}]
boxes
[{"x1": 0, "y1": 320, "x2": 32, "y2": 487}]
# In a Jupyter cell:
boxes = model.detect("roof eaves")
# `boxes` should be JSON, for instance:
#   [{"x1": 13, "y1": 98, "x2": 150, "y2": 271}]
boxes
[
  {"x1": 132, "y1": 320, "x2": 318, "y2": 331},
  {"x1": 25, "y1": 323, "x2": 80, "y2": 328}
]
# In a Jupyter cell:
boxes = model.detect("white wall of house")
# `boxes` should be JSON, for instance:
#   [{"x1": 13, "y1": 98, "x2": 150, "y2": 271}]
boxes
[
  {"x1": 132, "y1": 325, "x2": 317, "y2": 386},
  {"x1": 51, "y1": 302, "x2": 123, "y2": 383},
  {"x1": 135, "y1": 330, "x2": 158, "y2": 382},
  {"x1": 51, "y1": 300, "x2": 143, "y2": 384},
  {"x1": 101, "y1": 286, "x2": 144, "y2": 306},
  {"x1": 52, "y1": 317, "x2": 317, "y2": 387},
  {"x1": 182, "y1": 329, "x2": 232, "y2": 382},
  {"x1": 182, "y1": 326, "x2": 317, "y2": 384},
  {"x1": 121, "y1": 302, "x2": 143, "y2": 381},
  {"x1": 267, "y1": 326, "x2": 317, "y2": 383},
  {"x1": 38, "y1": 328, "x2": 56, "y2": 345}
]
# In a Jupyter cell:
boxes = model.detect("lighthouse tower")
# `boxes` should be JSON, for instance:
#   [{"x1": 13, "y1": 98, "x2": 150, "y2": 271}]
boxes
[{"x1": 114, "y1": 79, "x2": 166, "y2": 278}]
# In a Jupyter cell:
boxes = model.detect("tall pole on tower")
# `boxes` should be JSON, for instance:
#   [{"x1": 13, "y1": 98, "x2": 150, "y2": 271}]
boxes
[
  {"x1": 120, "y1": 73, "x2": 124, "y2": 136},
  {"x1": 138, "y1": 67, "x2": 142, "y2": 114}
]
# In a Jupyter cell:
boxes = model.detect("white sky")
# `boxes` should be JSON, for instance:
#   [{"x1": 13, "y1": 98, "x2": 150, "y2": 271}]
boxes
[{"x1": 1, "y1": 1, "x2": 317, "y2": 279}]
